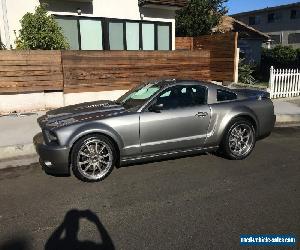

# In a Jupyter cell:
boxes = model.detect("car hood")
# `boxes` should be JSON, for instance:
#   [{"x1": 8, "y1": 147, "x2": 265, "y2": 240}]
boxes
[{"x1": 38, "y1": 100, "x2": 125, "y2": 129}]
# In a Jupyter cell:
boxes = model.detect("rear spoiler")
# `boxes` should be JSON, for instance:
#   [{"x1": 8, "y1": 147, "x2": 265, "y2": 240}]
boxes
[{"x1": 233, "y1": 89, "x2": 270, "y2": 100}]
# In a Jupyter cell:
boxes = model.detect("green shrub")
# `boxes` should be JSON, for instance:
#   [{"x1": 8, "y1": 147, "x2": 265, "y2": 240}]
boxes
[
  {"x1": 0, "y1": 41, "x2": 5, "y2": 50},
  {"x1": 238, "y1": 59, "x2": 256, "y2": 84},
  {"x1": 296, "y1": 48, "x2": 300, "y2": 65},
  {"x1": 15, "y1": 4, "x2": 69, "y2": 50},
  {"x1": 260, "y1": 45, "x2": 299, "y2": 81}
]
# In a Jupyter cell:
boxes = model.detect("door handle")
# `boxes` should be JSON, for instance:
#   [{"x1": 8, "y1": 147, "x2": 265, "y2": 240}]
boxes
[{"x1": 195, "y1": 112, "x2": 208, "y2": 118}]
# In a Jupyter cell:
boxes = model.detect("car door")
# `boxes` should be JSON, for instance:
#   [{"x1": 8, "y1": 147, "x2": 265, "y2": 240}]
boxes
[{"x1": 139, "y1": 84, "x2": 211, "y2": 155}]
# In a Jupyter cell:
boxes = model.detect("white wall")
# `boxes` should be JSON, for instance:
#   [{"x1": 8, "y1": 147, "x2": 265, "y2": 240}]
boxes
[
  {"x1": 0, "y1": 90, "x2": 128, "y2": 113},
  {"x1": 1, "y1": 0, "x2": 177, "y2": 49},
  {"x1": 1, "y1": 0, "x2": 39, "y2": 48}
]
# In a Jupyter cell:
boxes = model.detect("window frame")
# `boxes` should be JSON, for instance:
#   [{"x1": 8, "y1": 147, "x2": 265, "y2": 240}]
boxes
[
  {"x1": 269, "y1": 34, "x2": 282, "y2": 45},
  {"x1": 267, "y1": 12, "x2": 282, "y2": 23},
  {"x1": 144, "y1": 84, "x2": 208, "y2": 112},
  {"x1": 248, "y1": 15, "x2": 260, "y2": 25},
  {"x1": 54, "y1": 14, "x2": 172, "y2": 51},
  {"x1": 78, "y1": 18, "x2": 104, "y2": 50},
  {"x1": 291, "y1": 9, "x2": 300, "y2": 19},
  {"x1": 217, "y1": 89, "x2": 237, "y2": 102},
  {"x1": 288, "y1": 33, "x2": 300, "y2": 44}
]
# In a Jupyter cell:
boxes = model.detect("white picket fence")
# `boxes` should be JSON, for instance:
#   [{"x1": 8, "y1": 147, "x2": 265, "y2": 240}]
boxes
[{"x1": 269, "y1": 66, "x2": 300, "y2": 99}]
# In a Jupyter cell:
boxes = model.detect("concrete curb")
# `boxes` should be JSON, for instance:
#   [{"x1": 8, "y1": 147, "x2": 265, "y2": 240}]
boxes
[
  {"x1": 276, "y1": 114, "x2": 300, "y2": 123},
  {"x1": 0, "y1": 144, "x2": 36, "y2": 160}
]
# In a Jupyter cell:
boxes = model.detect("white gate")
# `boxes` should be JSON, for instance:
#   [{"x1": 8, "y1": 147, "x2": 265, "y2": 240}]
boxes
[{"x1": 269, "y1": 66, "x2": 300, "y2": 98}]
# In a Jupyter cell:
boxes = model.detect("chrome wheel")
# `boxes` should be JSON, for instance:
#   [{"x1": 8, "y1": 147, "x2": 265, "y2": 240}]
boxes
[
  {"x1": 77, "y1": 138, "x2": 113, "y2": 180},
  {"x1": 228, "y1": 124, "x2": 254, "y2": 157}
]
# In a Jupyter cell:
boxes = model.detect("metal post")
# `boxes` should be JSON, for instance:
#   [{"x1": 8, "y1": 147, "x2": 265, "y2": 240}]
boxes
[{"x1": 269, "y1": 66, "x2": 274, "y2": 98}]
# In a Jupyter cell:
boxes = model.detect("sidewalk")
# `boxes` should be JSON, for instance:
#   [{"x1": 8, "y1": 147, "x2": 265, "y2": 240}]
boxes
[
  {"x1": 273, "y1": 97, "x2": 300, "y2": 123},
  {"x1": 1, "y1": 99, "x2": 300, "y2": 165}
]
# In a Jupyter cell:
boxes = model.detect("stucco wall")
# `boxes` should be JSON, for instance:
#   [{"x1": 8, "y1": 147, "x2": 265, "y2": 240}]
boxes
[
  {"x1": 234, "y1": 6, "x2": 300, "y2": 48},
  {"x1": 0, "y1": 0, "x2": 176, "y2": 49},
  {"x1": 0, "y1": 90, "x2": 128, "y2": 113},
  {"x1": 238, "y1": 39, "x2": 262, "y2": 65}
]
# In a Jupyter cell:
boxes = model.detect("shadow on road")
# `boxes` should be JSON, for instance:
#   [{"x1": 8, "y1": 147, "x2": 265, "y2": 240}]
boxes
[
  {"x1": 118, "y1": 152, "x2": 209, "y2": 168},
  {"x1": 45, "y1": 209, "x2": 115, "y2": 250},
  {"x1": 0, "y1": 237, "x2": 29, "y2": 250}
]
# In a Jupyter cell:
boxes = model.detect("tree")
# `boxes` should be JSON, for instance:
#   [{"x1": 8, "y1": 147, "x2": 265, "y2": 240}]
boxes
[
  {"x1": 15, "y1": 5, "x2": 69, "y2": 50},
  {"x1": 176, "y1": 0, "x2": 228, "y2": 37},
  {"x1": 0, "y1": 41, "x2": 5, "y2": 50}
]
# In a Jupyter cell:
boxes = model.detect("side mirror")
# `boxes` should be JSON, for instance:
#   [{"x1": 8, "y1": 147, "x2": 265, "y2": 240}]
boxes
[{"x1": 149, "y1": 103, "x2": 164, "y2": 113}]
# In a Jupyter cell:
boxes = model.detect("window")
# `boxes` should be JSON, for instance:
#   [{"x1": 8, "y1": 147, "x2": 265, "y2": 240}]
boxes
[
  {"x1": 270, "y1": 34, "x2": 281, "y2": 45},
  {"x1": 249, "y1": 16, "x2": 260, "y2": 25},
  {"x1": 142, "y1": 23, "x2": 155, "y2": 50},
  {"x1": 126, "y1": 22, "x2": 140, "y2": 50},
  {"x1": 157, "y1": 24, "x2": 170, "y2": 50},
  {"x1": 217, "y1": 89, "x2": 237, "y2": 102},
  {"x1": 79, "y1": 19, "x2": 103, "y2": 50},
  {"x1": 56, "y1": 17, "x2": 79, "y2": 50},
  {"x1": 288, "y1": 33, "x2": 300, "y2": 44},
  {"x1": 268, "y1": 12, "x2": 281, "y2": 23},
  {"x1": 109, "y1": 22, "x2": 124, "y2": 50},
  {"x1": 54, "y1": 15, "x2": 172, "y2": 51},
  {"x1": 118, "y1": 83, "x2": 163, "y2": 109},
  {"x1": 291, "y1": 9, "x2": 300, "y2": 19},
  {"x1": 156, "y1": 85, "x2": 207, "y2": 110}
]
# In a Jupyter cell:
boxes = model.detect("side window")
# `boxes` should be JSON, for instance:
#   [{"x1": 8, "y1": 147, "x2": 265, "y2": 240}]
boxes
[
  {"x1": 217, "y1": 89, "x2": 237, "y2": 102},
  {"x1": 156, "y1": 85, "x2": 207, "y2": 110}
]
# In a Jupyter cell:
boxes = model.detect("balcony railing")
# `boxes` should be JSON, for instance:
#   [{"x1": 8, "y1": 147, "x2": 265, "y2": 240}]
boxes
[{"x1": 138, "y1": 0, "x2": 188, "y2": 8}]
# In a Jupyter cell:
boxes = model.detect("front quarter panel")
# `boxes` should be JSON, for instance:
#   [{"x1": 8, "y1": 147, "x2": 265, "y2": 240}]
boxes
[{"x1": 55, "y1": 113, "x2": 141, "y2": 158}]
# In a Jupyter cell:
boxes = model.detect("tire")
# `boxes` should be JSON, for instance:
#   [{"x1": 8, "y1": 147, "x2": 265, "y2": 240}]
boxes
[
  {"x1": 71, "y1": 134, "x2": 116, "y2": 182},
  {"x1": 220, "y1": 118, "x2": 256, "y2": 160}
]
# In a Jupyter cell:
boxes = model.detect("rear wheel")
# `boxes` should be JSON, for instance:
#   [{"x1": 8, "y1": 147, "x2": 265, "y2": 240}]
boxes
[
  {"x1": 220, "y1": 118, "x2": 256, "y2": 160},
  {"x1": 71, "y1": 134, "x2": 116, "y2": 182}
]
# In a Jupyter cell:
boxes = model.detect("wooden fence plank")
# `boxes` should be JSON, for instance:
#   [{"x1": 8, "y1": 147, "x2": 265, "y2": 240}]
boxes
[{"x1": 0, "y1": 51, "x2": 63, "y2": 93}]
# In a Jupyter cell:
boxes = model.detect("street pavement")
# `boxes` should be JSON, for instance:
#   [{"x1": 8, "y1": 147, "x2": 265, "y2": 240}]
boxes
[{"x1": 0, "y1": 127, "x2": 299, "y2": 250}]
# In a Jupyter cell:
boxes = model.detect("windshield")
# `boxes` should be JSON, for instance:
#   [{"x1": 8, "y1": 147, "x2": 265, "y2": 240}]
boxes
[{"x1": 117, "y1": 83, "x2": 162, "y2": 109}]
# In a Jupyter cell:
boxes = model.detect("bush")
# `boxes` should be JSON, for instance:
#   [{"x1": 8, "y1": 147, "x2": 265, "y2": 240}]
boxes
[
  {"x1": 260, "y1": 45, "x2": 299, "y2": 81},
  {"x1": 238, "y1": 59, "x2": 256, "y2": 84},
  {"x1": 297, "y1": 48, "x2": 300, "y2": 65},
  {"x1": 0, "y1": 41, "x2": 6, "y2": 50},
  {"x1": 15, "y1": 5, "x2": 69, "y2": 50}
]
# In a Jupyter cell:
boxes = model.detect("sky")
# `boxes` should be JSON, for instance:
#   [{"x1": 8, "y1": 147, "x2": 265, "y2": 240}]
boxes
[{"x1": 227, "y1": 0, "x2": 299, "y2": 15}]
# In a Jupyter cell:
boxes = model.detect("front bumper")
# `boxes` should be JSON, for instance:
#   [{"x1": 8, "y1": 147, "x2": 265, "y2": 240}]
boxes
[{"x1": 33, "y1": 133, "x2": 70, "y2": 175}]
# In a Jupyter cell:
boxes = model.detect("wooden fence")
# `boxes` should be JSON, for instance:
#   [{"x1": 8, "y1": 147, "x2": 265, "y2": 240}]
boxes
[
  {"x1": 176, "y1": 33, "x2": 238, "y2": 82},
  {"x1": 62, "y1": 50, "x2": 211, "y2": 93},
  {"x1": 0, "y1": 33, "x2": 237, "y2": 94},
  {"x1": 0, "y1": 51, "x2": 63, "y2": 93},
  {"x1": 269, "y1": 66, "x2": 300, "y2": 98}
]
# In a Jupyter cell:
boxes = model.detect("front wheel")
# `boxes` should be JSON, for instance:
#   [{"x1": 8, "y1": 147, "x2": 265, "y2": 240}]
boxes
[
  {"x1": 220, "y1": 119, "x2": 256, "y2": 160},
  {"x1": 71, "y1": 134, "x2": 116, "y2": 182}
]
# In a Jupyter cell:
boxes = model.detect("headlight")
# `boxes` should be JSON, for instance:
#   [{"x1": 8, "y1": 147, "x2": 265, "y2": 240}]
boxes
[{"x1": 44, "y1": 130, "x2": 58, "y2": 143}]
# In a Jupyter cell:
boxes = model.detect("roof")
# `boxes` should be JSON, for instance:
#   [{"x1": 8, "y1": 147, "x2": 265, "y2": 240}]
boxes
[
  {"x1": 146, "y1": 79, "x2": 222, "y2": 89},
  {"x1": 232, "y1": 2, "x2": 300, "y2": 17},
  {"x1": 212, "y1": 16, "x2": 270, "y2": 40},
  {"x1": 138, "y1": 0, "x2": 188, "y2": 8}
]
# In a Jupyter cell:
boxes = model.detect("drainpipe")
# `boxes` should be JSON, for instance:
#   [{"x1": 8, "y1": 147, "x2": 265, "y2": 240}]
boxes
[{"x1": 0, "y1": 0, "x2": 10, "y2": 49}]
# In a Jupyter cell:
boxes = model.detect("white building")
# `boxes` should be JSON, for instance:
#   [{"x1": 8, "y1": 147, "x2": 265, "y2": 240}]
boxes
[{"x1": 0, "y1": 0, "x2": 187, "y2": 50}]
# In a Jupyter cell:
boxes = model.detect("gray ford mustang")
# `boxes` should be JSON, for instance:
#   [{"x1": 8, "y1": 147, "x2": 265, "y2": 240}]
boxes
[{"x1": 34, "y1": 79, "x2": 276, "y2": 182}]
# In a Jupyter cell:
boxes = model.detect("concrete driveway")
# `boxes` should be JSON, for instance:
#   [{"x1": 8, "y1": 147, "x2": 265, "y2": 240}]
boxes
[{"x1": 0, "y1": 127, "x2": 299, "y2": 249}]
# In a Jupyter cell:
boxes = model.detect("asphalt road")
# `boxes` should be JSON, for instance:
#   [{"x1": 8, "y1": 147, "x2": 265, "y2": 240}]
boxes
[{"x1": 0, "y1": 127, "x2": 299, "y2": 250}]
